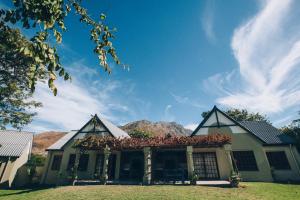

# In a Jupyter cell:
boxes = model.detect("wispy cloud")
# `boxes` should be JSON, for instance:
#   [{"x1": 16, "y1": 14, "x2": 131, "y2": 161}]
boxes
[
  {"x1": 162, "y1": 104, "x2": 175, "y2": 122},
  {"x1": 201, "y1": 0, "x2": 216, "y2": 43},
  {"x1": 26, "y1": 61, "x2": 149, "y2": 132},
  {"x1": 171, "y1": 93, "x2": 205, "y2": 109},
  {"x1": 204, "y1": 0, "x2": 300, "y2": 115}
]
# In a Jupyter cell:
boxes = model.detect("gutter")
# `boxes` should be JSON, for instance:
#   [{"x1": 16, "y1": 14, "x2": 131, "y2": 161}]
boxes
[{"x1": 289, "y1": 144, "x2": 300, "y2": 176}]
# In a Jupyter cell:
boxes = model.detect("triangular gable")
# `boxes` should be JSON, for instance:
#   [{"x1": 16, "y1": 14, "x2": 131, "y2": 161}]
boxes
[
  {"x1": 74, "y1": 115, "x2": 114, "y2": 139},
  {"x1": 60, "y1": 115, "x2": 129, "y2": 150},
  {"x1": 191, "y1": 106, "x2": 266, "y2": 144}
]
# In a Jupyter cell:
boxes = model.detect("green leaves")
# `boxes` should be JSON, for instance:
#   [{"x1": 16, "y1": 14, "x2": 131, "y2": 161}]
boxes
[
  {"x1": 0, "y1": 0, "x2": 124, "y2": 130},
  {"x1": 54, "y1": 29, "x2": 62, "y2": 43},
  {"x1": 100, "y1": 13, "x2": 106, "y2": 20}
]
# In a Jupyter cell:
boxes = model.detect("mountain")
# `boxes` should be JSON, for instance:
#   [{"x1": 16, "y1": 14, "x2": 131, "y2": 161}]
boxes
[
  {"x1": 32, "y1": 121, "x2": 193, "y2": 155},
  {"x1": 120, "y1": 120, "x2": 192, "y2": 137},
  {"x1": 32, "y1": 131, "x2": 66, "y2": 155}
]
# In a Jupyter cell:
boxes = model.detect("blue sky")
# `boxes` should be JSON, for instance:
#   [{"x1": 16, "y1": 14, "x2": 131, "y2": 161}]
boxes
[{"x1": 2, "y1": 0, "x2": 300, "y2": 132}]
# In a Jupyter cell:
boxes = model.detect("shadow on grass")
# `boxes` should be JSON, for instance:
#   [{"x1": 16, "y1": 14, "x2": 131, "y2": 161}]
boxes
[{"x1": 0, "y1": 185, "x2": 55, "y2": 197}]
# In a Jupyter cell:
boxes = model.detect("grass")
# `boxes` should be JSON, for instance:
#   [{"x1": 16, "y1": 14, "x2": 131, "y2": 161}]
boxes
[{"x1": 0, "y1": 182, "x2": 299, "y2": 200}]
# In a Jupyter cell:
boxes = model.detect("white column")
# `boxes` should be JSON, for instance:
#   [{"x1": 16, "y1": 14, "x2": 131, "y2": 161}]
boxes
[
  {"x1": 101, "y1": 145, "x2": 111, "y2": 184},
  {"x1": 143, "y1": 147, "x2": 152, "y2": 185},
  {"x1": 224, "y1": 144, "x2": 234, "y2": 173},
  {"x1": 186, "y1": 146, "x2": 194, "y2": 179}
]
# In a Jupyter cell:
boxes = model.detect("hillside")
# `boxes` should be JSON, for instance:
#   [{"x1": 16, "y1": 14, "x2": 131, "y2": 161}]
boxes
[
  {"x1": 32, "y1": 131, "x2": 66, "y2": 155},
  {"x1": 121, "y1": 120, "x2": 192, "y2": 137}
]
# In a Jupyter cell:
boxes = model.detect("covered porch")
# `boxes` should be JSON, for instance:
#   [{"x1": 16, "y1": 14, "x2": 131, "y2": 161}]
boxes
[{"x1": 72, "y1": 134, "x2": 234, "y2": 185}]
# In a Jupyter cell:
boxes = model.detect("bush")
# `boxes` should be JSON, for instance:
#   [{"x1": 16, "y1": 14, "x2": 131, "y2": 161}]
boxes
[
  {"x1": 129, "y1": 129, "x2": 152, "y2": 138},
  {"x1": 229, "y1": 171, "x2": 241, "y2": 188}
]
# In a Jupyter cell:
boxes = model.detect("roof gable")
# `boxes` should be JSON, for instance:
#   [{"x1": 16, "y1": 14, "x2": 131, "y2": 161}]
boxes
[
  {"x1": 191, "y1": 106, "x2": 295, "y2": 145},
  {"x1": 192, "y1": 106, "x2": 247, "y2": 135},
  {"x1": 47, "y1": 114, "x2": 129, "y2": 151}
]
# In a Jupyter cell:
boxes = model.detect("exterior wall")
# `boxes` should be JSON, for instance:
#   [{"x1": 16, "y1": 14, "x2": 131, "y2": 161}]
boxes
[
  {"x1": 42, "y1": 151, "x2": 63, "y2": 185},
  {"x1": 193, "y1": 147, "x2": 232, "y2": 180},
  {"x1": 263, "y1": 146, "x2": 300, "y2": 182},
  {"x1": 43, "y1": 138, "x2": 106, "y2": 185},
  {"x1": 194, "y1": 110, "x2": 300, "y2": 182}
]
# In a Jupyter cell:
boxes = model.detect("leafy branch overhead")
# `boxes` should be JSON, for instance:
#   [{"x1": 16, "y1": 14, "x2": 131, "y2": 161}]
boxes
[
  {"x1": 0, "y1": 0, "x2": 122, "y2": 96},
  {"x1": 0, "y1": 0, "x2": 123, "y2": 130}
]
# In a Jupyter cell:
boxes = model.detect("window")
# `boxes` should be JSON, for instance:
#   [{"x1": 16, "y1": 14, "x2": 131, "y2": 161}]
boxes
[
  {"x1": 266, "y1": 151, "x2": 291, "y2": 170},
  {"x1": 78, "y1": 154, "x2": 89, "y2": 171},
  {"x1": 67, "y1": 154, "x2": 76, "y2": 171},
  {"x1": 233, "y1": 151, "x2": 258, "y2": 171},
  {"x1": 51, "y1": 155, "x2": 62, "y2": 171},
  {"x1": 94, "y1": 154, "x2": 104, "y2": 177}
]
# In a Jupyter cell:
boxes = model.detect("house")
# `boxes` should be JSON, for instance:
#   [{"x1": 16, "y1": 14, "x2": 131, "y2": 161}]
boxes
[
  {"x1": 41, "y1": 106, "x2": 300, "y2": 185},
  {"x1": 191, "y1": 106, "x2": 300, "y2": 182},
  {"x1": 0, "y1": 130, "x2": 33, "y2": 187}
]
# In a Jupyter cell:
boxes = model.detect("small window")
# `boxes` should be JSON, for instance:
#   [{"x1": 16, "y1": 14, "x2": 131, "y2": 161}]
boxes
[
  {"x1": 266, "y1": 151, "x2": 291, "y2": 170},
  {"x1": 67, "y1": 154, "x2": 76, "y2": 171},
  {"x1": 51, "y1": 155, "x2": 62, "y2": 171},
  {"x1": 78, "y1": 154, "x2": 89, "y2": 171},
  {"x1": 233, "y1": 151, "x2": 258, "y2": 171}
]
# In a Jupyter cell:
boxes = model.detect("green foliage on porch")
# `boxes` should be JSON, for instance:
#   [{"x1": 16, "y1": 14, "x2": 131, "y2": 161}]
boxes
[
  {"x1": 73, "y1": 134, "x2": 231, "y2": 150},
  {"x1": 1, "y1": 183, "x2": 300, "y2": 200}
]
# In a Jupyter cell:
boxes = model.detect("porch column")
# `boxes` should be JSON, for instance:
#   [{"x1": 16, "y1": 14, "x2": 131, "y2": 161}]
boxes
[
  {"x1": 114, "y1": 151, "x2": 121, "y2": 181},
  {"x1": 72, "y1": 149, "x2": 81, "y2": 185},
  {"x1": 143, "y1": 147, "x2": 152, "y2": 185},
  {"x1": 224, "y1": 144, "x2": 234, "y2": 173},
  {"x1": 101, "y1": 145, "x2": 111, "y2": 184},
  {"x1": 186, "y1": 146, "x2": 194, "y2": 179}
]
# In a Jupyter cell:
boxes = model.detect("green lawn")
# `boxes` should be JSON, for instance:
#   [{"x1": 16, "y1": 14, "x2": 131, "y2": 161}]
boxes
[{"x1": 0, "y1": 183, "x2": 299, "y2": 200}]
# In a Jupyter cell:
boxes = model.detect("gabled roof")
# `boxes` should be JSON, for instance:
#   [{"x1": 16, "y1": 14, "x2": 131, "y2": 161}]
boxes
[
  {"x1": 191, "y1": 106, "x2": 295, "y2": 145},
  {"x1": 46, "y1": 131, "x2": 77, "y2": 151},
  {"x1": 0, "y1": 130, "x2": 33, "y2": 157},
  {"x1": 47, "y1": 115, "x2": 129, "y2": 151},
  {"x1": 239, "y1": 121, "x2": 295, "y2": 145}
]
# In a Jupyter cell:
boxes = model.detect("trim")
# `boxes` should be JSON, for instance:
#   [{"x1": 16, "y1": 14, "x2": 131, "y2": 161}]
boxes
[
  {"x1": 0, "y1": 158, "x2": 8, "y2": 182},
  {"x1": 201, "y1": 124, "x2": 237, "y2": 128},
  {"x1": 263, "y1": 144, "x2": 290, "y2": 146},
  {"x1": 289, "y1": 144, "x2": 300, "y2": 176},
  {"x1": 215, "y1": 110, "x2": 220, "y2": 127}
]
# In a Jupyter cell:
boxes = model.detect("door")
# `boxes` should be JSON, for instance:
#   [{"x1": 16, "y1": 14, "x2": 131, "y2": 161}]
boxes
[
  {"x1": 108, "y1": 154, "x2": 116, "y2": 180},
  {"x1": 193, "y1": 152, "x2": 219, "y2": 180}
]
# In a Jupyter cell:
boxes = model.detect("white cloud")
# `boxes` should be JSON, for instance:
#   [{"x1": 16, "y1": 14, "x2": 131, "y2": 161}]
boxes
[
  {"x1": 201, "y1": 0, "x2": 216, "y2": 43},
  {"x1": 204, "y1": 0, "x2": 300, "y2": 115},
  {"x1": 184, "y1": 123, "x2": 198, "y2": 131},
  {"x1": 162, "y1": 104, "x2": 175, "y2": 122},
  {"x1": 171, "y1": 93, "x2": 205, "y2": 109},
  {"x1": 26, "y1": 62, "x2": 148, "y2": 132}
]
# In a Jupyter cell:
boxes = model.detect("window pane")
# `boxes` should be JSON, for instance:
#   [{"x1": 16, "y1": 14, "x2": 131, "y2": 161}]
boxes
[
  {"x1": 94, "y1": 154, "x2": 104, "y2": 178},
  {"x1": 233, "y1": 151, "x2": 258, "y2": 171},
  {"x1": 51, "y1": 155, "x2": 62, "y2": 171},
  {"x1": 67, "y1": 154, "x2": 76, "y2": 171},
  {"x1": 266, "y1": 151, "x2": 291, "y2": 170},
  {"x1": 78, "y1": 154, "x2": 89, "y2": 171}
]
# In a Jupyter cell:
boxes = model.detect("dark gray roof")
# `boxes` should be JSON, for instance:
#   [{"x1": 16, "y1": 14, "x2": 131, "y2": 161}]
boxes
[
  {"x1": 239, "y1": 121, "x2": 295, "y2": 145},
  {"x1": 0, "y1": 130, "x2": 33, "y2": 157}
]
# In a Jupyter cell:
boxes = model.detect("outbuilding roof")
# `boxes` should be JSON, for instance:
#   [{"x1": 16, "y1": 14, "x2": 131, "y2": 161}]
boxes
[
  {"x1": 239, "y1": 121, "x2": 295, "y2": 145},
  {"x1": 0, "y1": 130, "x2": 33, "y2": 157}
]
